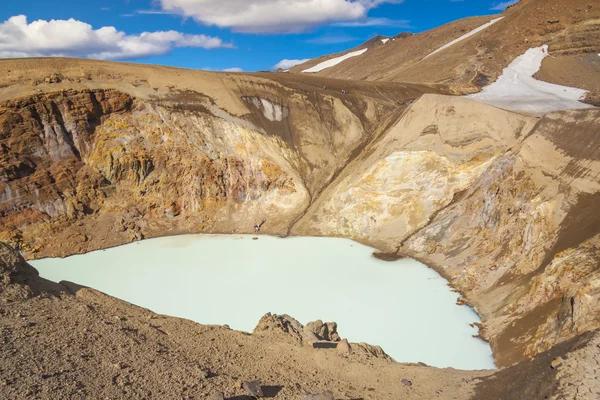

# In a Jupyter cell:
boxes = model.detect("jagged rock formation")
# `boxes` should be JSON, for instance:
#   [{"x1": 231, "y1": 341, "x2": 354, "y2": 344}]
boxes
[{"x1": 253, "y1": 313, "x2": 390, "y2": 361}]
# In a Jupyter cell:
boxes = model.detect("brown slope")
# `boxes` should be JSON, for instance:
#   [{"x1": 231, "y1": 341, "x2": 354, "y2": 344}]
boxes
[
  {"x1": 536, "y1": 53, "x2": 600, "y2": 105},
  {"x1": 286, "y1": 34, "x2": 392, "y2": 74},
  {"x1": 389, "y1": 0, "x2": 600, "y2": 86},
  {"x1": 288, "y1": 15, "x2": 493, "y2": 81},
  {"x1": 289, "y1": 0, "x2": 600, "y2": 95}
]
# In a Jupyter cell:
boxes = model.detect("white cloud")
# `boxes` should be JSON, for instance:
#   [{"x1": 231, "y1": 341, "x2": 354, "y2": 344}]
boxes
[
  {"x1": 0, "y1": 15, "x2": 233, "y2": 60},
  {"x1": 305, "y1": 35, "x2": 357, "y2": 44},
  {"x1": 159, "y1": 0, "x2": 399, "y2": 33},
  {"x1": 332, "y1": 17, "x2": 410, "y2": 27},
  {"x1": 223, "y1": 67, "x2": 243, "y2": 72},
  {"x1": 490, "y1": 0, "x2": 519, "y2": 11},
  {"x1": 273, "y1": 58, "x2": 310, "y2": 69},
  {"x1": 135, "y1": 9, "x2": 180, "y2": 15}
]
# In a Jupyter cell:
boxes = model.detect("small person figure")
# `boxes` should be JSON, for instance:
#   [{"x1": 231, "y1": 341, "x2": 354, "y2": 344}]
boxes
[{"x1": 253, "y1": 220, "x2": 266, "y2": 233}]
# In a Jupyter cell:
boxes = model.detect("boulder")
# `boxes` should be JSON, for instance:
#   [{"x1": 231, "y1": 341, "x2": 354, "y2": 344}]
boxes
[
  {"x1": 305, "y1": 320, "x2": 328, "y2": 339},
  {"x1": 253, "y1": 313, "x2": 306, "y2": 344},
  {"x1": 44, "y1": 73, "x2": 63, "y2": 84},
  {"x1": 243, "y1": 380, "x2": 264, "y2": 397},
  {"x1": 326, "y1": 322, "x2": 340, "y2": 341},
  {"x1": 304, "y1": 320, "x2": 340, "y2": 342}
]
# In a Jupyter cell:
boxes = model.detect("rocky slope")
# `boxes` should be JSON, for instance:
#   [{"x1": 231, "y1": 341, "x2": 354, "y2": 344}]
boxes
[
  {"x1": 402, "y1": 108, "x2": 600, "y2": 367},
  {"x1": 0, "y1": 60, "x2": 433, "y2": 258},
  {"x1": 292, "y1": 95, "x2": 536, "y2": 251},
  {"x1": 294, "y1": 93, "x2": 600, "y2": 367}
]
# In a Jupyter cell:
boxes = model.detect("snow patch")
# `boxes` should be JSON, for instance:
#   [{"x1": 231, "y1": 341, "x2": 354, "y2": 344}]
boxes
[
  {"x1": 424, "y1": 17, "x2": 504, "y2": 59},
  {"x1": 302, "y1": 48, "x2": 368, "y2": 73},
  {"x1": 381, "y1": 38, "x2": 389, "y2": 44},
  {"x1": 467, "y1": 45, "x2": 594, "y2": 116},
  {"x1": 247, "y1": 97, "x2": 288, "y2": 121}
]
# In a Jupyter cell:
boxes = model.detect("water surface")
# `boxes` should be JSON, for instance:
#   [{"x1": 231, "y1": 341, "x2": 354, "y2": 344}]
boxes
[{"x1": 32, "y1": 234, "x2": 494, "y2": 370}]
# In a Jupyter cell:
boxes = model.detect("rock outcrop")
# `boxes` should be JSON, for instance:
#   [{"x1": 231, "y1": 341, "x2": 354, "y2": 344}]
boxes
[
  {"x1": 293, "y1": 95, "x2": 536, "y2": 252},
  {"x1": 253, "y1": 313, "x2": 307, "y2": 344},
  {"x1": 0, "y1": 242, "x2": 38, "y2": 299},
  {"x1": 304, "y1": 320, "x2": 340, "y2": 342},
  {"x1": 253, "y1": 313, "x2": 391, "y2": 361}
]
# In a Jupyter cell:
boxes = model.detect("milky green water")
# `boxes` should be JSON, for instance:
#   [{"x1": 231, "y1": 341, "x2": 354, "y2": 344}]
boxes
[{"x1": 31, "y1": 234, "x2": 495, "y2": 370}]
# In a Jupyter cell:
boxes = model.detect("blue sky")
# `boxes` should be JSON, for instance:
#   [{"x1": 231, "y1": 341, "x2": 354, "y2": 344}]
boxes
[{"x1": 0, "y1": 0, "x2": 516, "y2": 72}]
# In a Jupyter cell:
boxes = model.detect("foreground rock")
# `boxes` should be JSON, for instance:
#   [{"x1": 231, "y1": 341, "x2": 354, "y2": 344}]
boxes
[
  {"x1": 253, "y1": 313, "x2": 392, "y2": 361},
  {"x1": 243, "y1": 381, "x2": 264, "y2": 397},
  {"x1": 304, "y1": 320, "x2": 340, "y2": 342}
]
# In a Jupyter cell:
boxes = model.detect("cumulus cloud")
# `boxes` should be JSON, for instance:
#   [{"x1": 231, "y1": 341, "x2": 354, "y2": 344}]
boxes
[
  {"x1": 159, "y1": 0, "x2": 399, "y2": 33},
  {"x1": 273, "y1": 58, "x2": 310, "y2": 69},
  {"x1": 490, "y1": 0, "x2": 519, "y2": 10},
  {"x1": 0, "y1": 15, "x2": 233, "y2": 60},
  {"x1": 305, "y1": 35, "x2": 357, "y2": 44},
  {"x1": 332, "y1": 17, "x2": 410, "y2": 28},
  {"x1": 223, "y1": 67, "x2": 243, "y2": 72}
]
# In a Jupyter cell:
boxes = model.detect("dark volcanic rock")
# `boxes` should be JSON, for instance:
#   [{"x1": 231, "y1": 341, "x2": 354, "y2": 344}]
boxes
[{"x1": 243, "y1": 380, "x2": 264, "y2": 397}]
